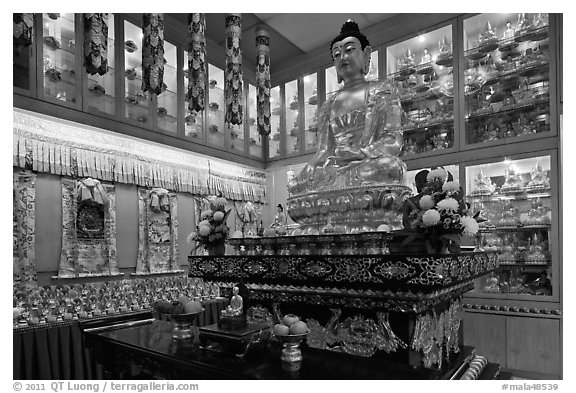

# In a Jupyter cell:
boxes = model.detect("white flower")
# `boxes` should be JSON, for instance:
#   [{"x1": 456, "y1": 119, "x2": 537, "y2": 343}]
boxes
[
  {"x1": 442, "y1": 181, "x2": 460, "y2": 193},
  {"x1": 427, "y1": 168, "x2": 448, "y2": 183},
  {"x1": 461, "y1": 216, "x2": 480, "y2": 235},
  {"x1": 186, "y1": 232, "x2": 198, "y2": 244},
  {"x1": 422, "y1": 209, "x2": 441, "y2": 226},
  {"x1": 436, "y1": 197, "x2": 459, "y2": 211},
  {"x1": 419, "y1": 195, "x2": 435, "y2": 210}
]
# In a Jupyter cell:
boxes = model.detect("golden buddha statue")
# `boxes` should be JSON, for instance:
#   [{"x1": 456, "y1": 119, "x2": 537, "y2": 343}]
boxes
[{"x1": 287, "y1": 21, "x2": 410, "y2": 233}]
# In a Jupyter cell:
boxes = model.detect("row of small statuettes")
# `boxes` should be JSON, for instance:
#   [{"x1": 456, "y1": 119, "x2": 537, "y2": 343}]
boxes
[{"x1": 12, "y1": 276, "x2": 219, "y2": 328}]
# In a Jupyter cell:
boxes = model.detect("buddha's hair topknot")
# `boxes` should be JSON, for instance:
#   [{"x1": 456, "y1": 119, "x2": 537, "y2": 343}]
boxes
[{"x1": 330, "y1": 20, "x2": 370, "y2": 58}]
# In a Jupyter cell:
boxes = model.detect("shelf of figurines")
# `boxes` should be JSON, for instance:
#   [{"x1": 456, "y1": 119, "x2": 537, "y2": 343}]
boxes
[
  {"x1": 12, "y1": 276, "x2": 221, "y2": 330},
  {"x1": 466, "y1": 96, "x2": 549, "y2": 121}
]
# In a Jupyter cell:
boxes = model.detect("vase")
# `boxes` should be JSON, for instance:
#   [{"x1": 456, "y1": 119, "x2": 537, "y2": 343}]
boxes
[
  {"x1": 425, "y1": 236, "x2": 461, "y2": 254},
  {"x1": 426, "y1": 240, "x2": 448, "y2": 254},
  {"x1": 206, "y1": 242, "x2": 226, "y2": 256}
]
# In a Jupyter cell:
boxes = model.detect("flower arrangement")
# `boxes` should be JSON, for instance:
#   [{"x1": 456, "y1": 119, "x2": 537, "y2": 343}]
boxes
[
  {"x1": 405, "y1": 168, "x2": 482, "y2": 253},
  {"x1": 187, "y1": 195, "x2": 231, "y2": 254}
]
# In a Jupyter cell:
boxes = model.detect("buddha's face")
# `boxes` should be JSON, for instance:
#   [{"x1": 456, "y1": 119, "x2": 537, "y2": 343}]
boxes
[{"x1": 331, "y1": 36, "x2": 370, "y2": 83}]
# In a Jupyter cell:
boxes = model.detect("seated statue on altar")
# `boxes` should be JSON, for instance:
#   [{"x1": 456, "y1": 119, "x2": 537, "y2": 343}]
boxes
[
  {"x1": 218, "y1": 286, "x2": 247, "y2": 330},
  {"x1": 287, "y1": 21, "x2": 411, "y2": 232}
]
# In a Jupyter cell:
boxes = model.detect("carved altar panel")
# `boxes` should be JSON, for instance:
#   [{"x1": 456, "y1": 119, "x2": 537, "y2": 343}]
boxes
[
  {"x1": 136, "y1": 188, "x2": 180, "y2": 274},
  {"x1": 58, "y1": 178, "x2": 119, "y2": 277}
]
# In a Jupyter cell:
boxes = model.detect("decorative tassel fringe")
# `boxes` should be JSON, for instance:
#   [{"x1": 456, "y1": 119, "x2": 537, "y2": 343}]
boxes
[{"x1": 13, "y1": 111, "x2": 266, "y2": 202}]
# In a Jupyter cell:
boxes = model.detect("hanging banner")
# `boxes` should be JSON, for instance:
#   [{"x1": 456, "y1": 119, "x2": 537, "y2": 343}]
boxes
[
  {"x1": 142, "y1": 13, "x2": 165, "y2": 95},
  {"x1": 13, "y1": 13, "x2": 34, "y2": 47},
  {"x1": 224, "y1": 13, "x2": 243, "y2": 125},
  {"x1": 187, "y1": 13, "x2": 207, "y2": 113},
  {"x1": 255, "y1": 26, "x2": 271, "y2": 135},
  {"x1": 83, "y1": 13, "x2": 109, "y2": 76}
]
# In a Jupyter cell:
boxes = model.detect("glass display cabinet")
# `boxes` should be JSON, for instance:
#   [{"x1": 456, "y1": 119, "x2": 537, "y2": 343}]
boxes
[
  {"x1": 14, "y1": 15, "x2": 35, "y2": 95},
  {"x1": 156, "y1": 40, "x2": 177, "y2": 134},
  {"x1": 303, "y1": 73, "x2": 318, "y2": 152},
  {"x1": 207, "y1": 64, "x2": 225, "y2": 148},
  {"x1": 387, "y1": 24, "x2": 455, "y2": 157},
  {"x1": 123, "y1": 20, "x2": 150, "y2": 126},
  {"x1": 247, "y1": 84, "x2": 263, "y2": 158},
  {"x1": 183, "y1": 49, "x2": 204, "y2": 141},
  {"x1": 284, "y1": 79, "x2": 300, "y2": 155},
  {"x1": 269, "y1": 86, "x2": 281, "y2": 159},
  {"x1": 40, "y1": 13, "x2": 79, "y2": 107},
  {"x1": 464, "y1": 154, "x2": 557, "y2": 300},
  {"x1": 85, "y1": 14, "x2": 116, "y2": 116},
  {"x1": 463, "y1": 13, "x2": 551, "y2": 145}
]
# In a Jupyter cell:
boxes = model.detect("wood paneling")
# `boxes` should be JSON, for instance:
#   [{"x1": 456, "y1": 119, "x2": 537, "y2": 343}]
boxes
[
  {"x1": 506, "y1": 316, "x2": 561, "y2": 376},
  {"x1": 463, "y1": 311, "x2": 506, "y2": 366}
]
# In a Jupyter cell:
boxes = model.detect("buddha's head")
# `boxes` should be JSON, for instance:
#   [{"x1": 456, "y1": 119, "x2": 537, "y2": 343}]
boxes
[{"x1": 330, "y1": 20, "x2": 372, "y2": 84}]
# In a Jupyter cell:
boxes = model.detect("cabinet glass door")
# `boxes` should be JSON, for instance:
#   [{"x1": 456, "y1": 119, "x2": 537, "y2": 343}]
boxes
[
  {"x1": 303, "y1": 73, "x2": 318, "y2": 151},
  {"x1": 325, "y1": 65, "x2": 343, "y2": 100},
  {"x1": 157, "y1": 40, "x2": 177, "y2": 134},
  {"x1": 463, "y1": 14, "x2": 551, "y2": 145},
  {"x1": 366, "y1": 50, "x2": 379, "y2": 82},
  {"x1": 86, "y1": 13, "x2": 115, "y2": 116},
  {"x1": 207, "y1": 64, "x2": 225, "y2": 148},
  {"x1": 248, "y1": 84, "x2": 263, "y2": 158},
  {"x1": 465, "y1": 155, "x2": 554, "y2": 298},
  {"x1": 41, "y1": 13, "x2": 78, "y2": 105},
  {"x1": 13, "y1": 14, "x2": 34, "y2": 93},
  {"x1": 387, "y1": 25, "x2": 455, "y2": 157},
  {"x1": 183, "y1": 49, "x2": 204, "y2": 141},
  {"x1": 269, "y1": 86, "x2": 281, "y2": 159},
  {"x1": 285, "y1": 80, "x2": 300, "y2": 155},
  {"x1": 124, "y1": 20, "x2": 150, "y2": 125}
]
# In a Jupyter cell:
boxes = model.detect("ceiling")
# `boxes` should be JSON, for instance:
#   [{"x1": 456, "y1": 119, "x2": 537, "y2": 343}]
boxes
[{"x1": 171, "y1": 13, "x2": 397, "y2": 69}]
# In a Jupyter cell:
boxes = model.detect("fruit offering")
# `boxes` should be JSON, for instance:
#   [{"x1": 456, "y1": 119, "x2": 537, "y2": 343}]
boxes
[
  {"x1": 153, "y1": 296, "x2": 203, "y2": 315},
  {"x1": 274, "y1": 314, "x2": 308, "y2": 336}
]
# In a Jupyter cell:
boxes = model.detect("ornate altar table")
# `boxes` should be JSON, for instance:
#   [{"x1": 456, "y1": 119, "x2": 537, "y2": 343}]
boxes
[
  {"x1": 84, "y1": 319, "x2": 501, "y2": 380},
  {"x1": 188, "y1": 248, "x2": 499, "y2": 373}
]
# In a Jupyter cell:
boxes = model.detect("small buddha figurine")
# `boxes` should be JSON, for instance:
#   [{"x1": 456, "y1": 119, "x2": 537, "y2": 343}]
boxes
[
  {"x1": 500, "y1": 165, "x2": 524, "y2": 194},
  {"x1": 229, "y1": 286, "x2": 243, "y2": 314},
  {"x1": 420, "y1": 48, "x2": 432, "y2": 64},
  {"x1": 503, "y1": 21, "x2": 515, "y2": 39},
  {"x1": 221, "y1": 286, "x2": 243, "y2": 317},
  {"x1": 526, "y1": 233, "x2": 546, "y2": 264},
  {"x1": 473, "y1": 168, "x2": 495, "y2": 196},
  {"x1": 526, "y1": 160, "x2": 550, "y2": 191},
  {"x1": 402, "y1": 48, "x2": 416, "y2": 69},
  {"x1": 478, "y1": 21, "x2": 498, "y2": 51}
]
